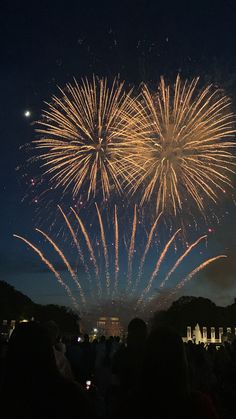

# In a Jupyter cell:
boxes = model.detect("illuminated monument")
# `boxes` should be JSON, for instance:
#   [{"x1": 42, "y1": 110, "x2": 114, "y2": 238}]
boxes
[{"x1": 184, "y1": 324, "x2": 236, "y2": 344}]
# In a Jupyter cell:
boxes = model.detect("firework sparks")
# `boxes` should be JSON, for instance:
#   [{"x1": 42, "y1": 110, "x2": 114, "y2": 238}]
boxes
[
  {"x1": 114, "y1": 205, "x2": 119, "y2": 295},
  {"x1": 137, "y1": 228, "x2": 181, "y2": 305},
  {"x1": 35, "y1": 228, "x2": 86, "y2": 305},
  {"x1": 14, "y1": 206, "x2": 226, "y2": 310},
  {"x1": 70, "y1": 207, "x2": 101, "y2": 296},
  {"x1": 127, "y1": 205, "x2": 137, "y2": 291},
  {"x1": 33, "y1": 77, "x2": 141, "y2": 200},
  {"x1": 159, "y1": 234, "x2": 207, "y2": 288},
  {"x1": 95, "y1": 203, "x2": 110, "y2": 294},
  {"x1": 134, "y1": 212, "x2": 162, "y2": 290},
  {"x1": 129, "y1": 75, "x2": 236, "y2": 217},
  {"x1": 175, "y1": 255, "x2": 227, "y2": 291},
  {"x1": 57, "y1": 205, "x2": 90, "y2": 279},
  {"x1": 13, "y1": 234, "x2": 80, "y2": 310}
]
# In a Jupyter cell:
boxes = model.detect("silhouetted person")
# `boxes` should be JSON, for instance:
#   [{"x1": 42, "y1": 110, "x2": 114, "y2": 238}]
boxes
[
  {"x1": 0, "y1": 322, "x2": 94, "y2": 419},
  {"x1": 111, "y1": 336, "x2": 121, "y2": 358},
  {"x1": 67, "y1": 336, "x2": 84, "y2": 383},
  {"x1": 96, "y1": 336, "x2": 113, "y2": 398},
  {"x1": 79, "y1": 334, "x2": 93, "y2": 385},
  {"x1": 118, "y1": 326, "x2": 219, "y2": 419},
  {"x1": 112, "y1": 318, "x2": 147, "y2": 393},
  {"x1": 43, "y1": 320, "x2": 74, "y2": 380}
]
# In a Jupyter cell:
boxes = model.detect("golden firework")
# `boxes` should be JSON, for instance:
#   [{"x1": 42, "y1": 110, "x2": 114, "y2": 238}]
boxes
[
  {"x1": 34, "y1": 77, "x2": 140, "y2": 200},
  {"x1": 130, "y1": 75, "x2": 236, "y2": 216},
  {"x1": 14, "y1": 206, "x2": 226, "y2": 308}
]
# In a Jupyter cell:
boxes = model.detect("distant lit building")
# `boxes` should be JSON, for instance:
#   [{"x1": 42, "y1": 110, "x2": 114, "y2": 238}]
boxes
[
  {"x1": 183, "y1": 323, "x2": 236, "y2": 344},
  {"x1": 97, "y1": 316, "x2": 123, "y2": 336}
]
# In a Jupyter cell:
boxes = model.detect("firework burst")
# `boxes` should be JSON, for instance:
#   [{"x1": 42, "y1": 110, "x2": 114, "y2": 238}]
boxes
[
  {"x1": 129, "y1": 75, "x2": 236, "y2": 217},
  {"x1": 33, "y1": 77, "x2": 140, "y2": 200}
]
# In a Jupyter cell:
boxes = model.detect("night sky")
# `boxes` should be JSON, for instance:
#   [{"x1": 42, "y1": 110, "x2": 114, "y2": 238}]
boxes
[{"x1": 1, "y1": 0, "x2": 236, "y2": 309}]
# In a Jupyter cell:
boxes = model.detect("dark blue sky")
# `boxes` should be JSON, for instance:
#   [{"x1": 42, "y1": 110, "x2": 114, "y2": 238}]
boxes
[{"x1": 1, "y1": 0, "x2": 236, "y2": 308}]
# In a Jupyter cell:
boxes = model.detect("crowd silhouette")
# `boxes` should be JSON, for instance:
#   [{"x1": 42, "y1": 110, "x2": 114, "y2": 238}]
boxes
[{"x1": 1, "y1": 317, "x2": 236, "y2": 418}]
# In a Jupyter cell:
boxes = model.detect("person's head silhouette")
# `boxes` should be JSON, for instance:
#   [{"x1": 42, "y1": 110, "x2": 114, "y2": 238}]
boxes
[{"x1": 127, "y1": 318, "x2": 147, "y2": 347}]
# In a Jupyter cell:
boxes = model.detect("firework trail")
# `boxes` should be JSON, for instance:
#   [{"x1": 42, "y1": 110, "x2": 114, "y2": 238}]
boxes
[
  {"x1": 134, "y1": 212, "x2": 162, "y2": 291},
  {"x1": 127, "y1": 205, "x2": 137, "y2": 291},
  {"x1": 70, "y1": 207, "x2": 101, "y2": 296},
  {"x1": 159, "y1": 234, "x2": 207, "y2": 288},
  {"x1": 129, "y1": 75, "x2": 236, "y2": 217},
  {"x1": 14, "y1": 206, "x2": 226, "y2": 310},
  {"x1": 33, "y1": 77, "x2": 141, "y2": 201},
  {"x1": 175, "y1": 255, "x2": 227, "y2": 291},
  {"x1": 95, "y1": 203, "x2": 110, "y2": 294},
  {"x1": 163, "y1": 254, "x2": 228, "y2": 306},
  {"x1": 35, "y1": 228, "x2": 86, "y2": 305},
  {"x1": 114, "y1": 205, "x2": 119, "y2": 295},
  {"x1": 13, "y1": 234, "x2": 80, "y2": 310},
  {"x1": 137, "y1": 228, "x2": 181, "y2": 305},
  {"x1": 57, "y1": 205, "x2": 91, "y2": 283}
]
